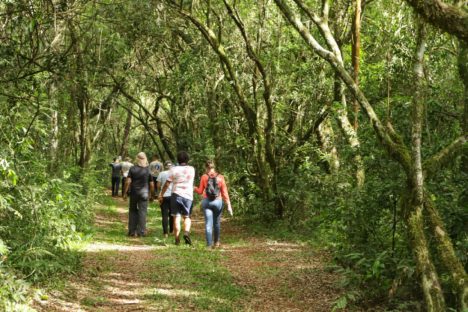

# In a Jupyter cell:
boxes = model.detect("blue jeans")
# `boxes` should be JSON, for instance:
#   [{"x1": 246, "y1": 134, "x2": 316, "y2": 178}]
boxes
[{"x1": 202, "y1": 198, "x2": 223, "y2": 246}]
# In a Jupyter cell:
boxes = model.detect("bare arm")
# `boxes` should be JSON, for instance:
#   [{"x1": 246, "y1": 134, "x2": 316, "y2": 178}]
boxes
[
  {"x1": 158, "y1": 180, "x2": 171, "y2": 203},
  {"x1": 149, "y1": 181, "x2": 155, "y2": 200},
  {"x1": 157, "y1": 181, "x2": 161, "y2": 195},
  {"x1": 123, "y1": 178, "x2": 131, "y2": 199}
]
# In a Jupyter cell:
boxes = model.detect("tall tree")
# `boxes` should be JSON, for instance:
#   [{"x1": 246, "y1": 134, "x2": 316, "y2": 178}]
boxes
[{"x1": 273, "y1": 0, "x2": 467, "y2": 309}]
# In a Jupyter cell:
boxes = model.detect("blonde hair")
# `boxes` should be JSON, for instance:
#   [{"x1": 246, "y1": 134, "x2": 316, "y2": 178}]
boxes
[
  {"x1": 205, "y1": 160, "x2": 215, "y2": 170},
  {"x1": 136, "y1": 152, "x2": 148, "y2": 167}
]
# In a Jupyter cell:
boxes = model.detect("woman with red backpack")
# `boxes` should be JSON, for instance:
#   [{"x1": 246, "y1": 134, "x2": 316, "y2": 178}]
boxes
[{"x1": 194, "y1": 160, "x2": 233, "y2": 248}]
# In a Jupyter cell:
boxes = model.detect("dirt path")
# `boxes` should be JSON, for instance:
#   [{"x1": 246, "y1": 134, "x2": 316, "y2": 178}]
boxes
[
  {"x1": 220, "y1": 223, "x2": 340, "y2": 312},
  {"x1": 35, "y1": 196, "x2": 341, "y2": 311}
]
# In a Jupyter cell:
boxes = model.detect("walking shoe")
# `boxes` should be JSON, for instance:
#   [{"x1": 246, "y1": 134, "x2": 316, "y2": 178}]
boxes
[{"x1": 183, "y1": 233, "x2": 192, "y2": 245}]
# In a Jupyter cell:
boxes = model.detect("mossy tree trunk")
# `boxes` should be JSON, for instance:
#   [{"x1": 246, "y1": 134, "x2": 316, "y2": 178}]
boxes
[
  {"x1": 407, "y1": 22, "x2": 445, "y2": 311},
  {"x1": 274, "y1": 1, "x2": 467, "y2": 310}
]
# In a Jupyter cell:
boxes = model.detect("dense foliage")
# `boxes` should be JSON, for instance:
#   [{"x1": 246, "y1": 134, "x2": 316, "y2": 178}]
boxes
[{"x1": 0, "y1": 0, "x2": 466, "y2": 310}]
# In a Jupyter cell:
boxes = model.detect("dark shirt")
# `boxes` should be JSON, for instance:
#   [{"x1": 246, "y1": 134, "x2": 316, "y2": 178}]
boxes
[
  {"x1": 110, "y1": 163, "x2": 122, "y2": 177},
  {"x1": 128, "y1": 165, "x2": 152, "y2": 194}
]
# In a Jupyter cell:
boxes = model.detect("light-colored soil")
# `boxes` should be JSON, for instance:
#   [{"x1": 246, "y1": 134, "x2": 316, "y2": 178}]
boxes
[
  {"x1": 35, "y1": 199, "x2": 165, "y2": 311},
  {"x1": 34, "y1": 195, "x2": 341, "y2": 311}
]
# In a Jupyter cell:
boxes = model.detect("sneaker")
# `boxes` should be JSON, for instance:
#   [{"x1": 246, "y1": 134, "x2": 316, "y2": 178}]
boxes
[
  {"x1": 183, "y1": 234, "x2": 192, "y2": 245},
  {"x1": 214, "y1": 242, "x2": 221, "y2": 248}
]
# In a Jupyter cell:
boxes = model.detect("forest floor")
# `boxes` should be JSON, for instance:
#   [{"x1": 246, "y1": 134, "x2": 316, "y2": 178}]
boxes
[{"x1": 34, "y1": 193, "x2": 341, "y2": 311}]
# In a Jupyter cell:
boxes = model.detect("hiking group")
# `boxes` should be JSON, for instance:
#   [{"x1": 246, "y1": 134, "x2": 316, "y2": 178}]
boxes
[{"x1": 109, "y1": 151, "x2": 233, "y2": 248}]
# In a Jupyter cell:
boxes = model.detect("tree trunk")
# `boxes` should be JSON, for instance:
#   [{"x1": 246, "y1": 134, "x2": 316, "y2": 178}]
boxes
[
  {"x1": 48, "y1": 77, "x2": 59, "y2": 172},
  {"x1": 424, "y1": 195, "x2": 468, "y2": 310},
  {"x1": 206, "y1": 83, "x2": 223, "y2": 164},
  {"x1": 49, "y1": 110, "x2": 59, "y2": 171},
  {"x1": 77, "y1": 89, "x2": 91, "y2": 168},
  {"x1": 273, "y1": 1, "x2": 455, "y2": 309},
  {"x1": 224, "y1": 1, "x2": 282, "y2": 216},
  {"x1": 119, "y1": 109, "x2": 132, "y2": 158},
  {"x1": 404, "y1": 191, "x2": 445, "y2": 311},
  {"x1": 180, "y1": 8, "x2": 278, "y2": 214},
  {"x1": 408, "y1": 22, "x2": 445, "y2": 311},
  {"x1": 352, "y1": 0, "x2": 361, "y2": 130},
  {"x1": 334, "y1": 75, "x2": 365, "y2": 186},
  {"x1": 315, "y1": 118, "x2": 340, "y2": 173},
  {"x1": 403, "y1": 0, "x2": 468, "y2": 42},
  {"x1": 458, "y1": 41, "x2": 468, "y2": 173},
  {"x1": 155, "y1": 117, "x2": 175, "y2": 161}
]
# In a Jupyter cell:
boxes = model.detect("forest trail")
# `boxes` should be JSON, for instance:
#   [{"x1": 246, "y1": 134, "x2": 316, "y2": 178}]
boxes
[{"x1": 35, "y1": 194, "x2": 341, "y2": 311}]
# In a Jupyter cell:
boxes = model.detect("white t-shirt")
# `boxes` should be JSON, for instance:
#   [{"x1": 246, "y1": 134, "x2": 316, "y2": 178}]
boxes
[
  {"x1": 121, "y1": 161, "x2": 133, "y2": 178},
  {"x1": 157, "y1": 170, "x2": 173, "y2": 197},
  {"x1": 149, "y1": 160, "x2": 163, "y2": 177},
  {"x1": 167, "y1": 165, "x2": 195, "y2": 200}
]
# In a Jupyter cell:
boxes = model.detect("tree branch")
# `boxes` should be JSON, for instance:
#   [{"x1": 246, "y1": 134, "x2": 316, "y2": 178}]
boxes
[
  {"x1": 274, "y1": 0, "x2": 412, "y2": 173},
  {"x1": 423, "y1": 135, "x2": 467, "y2": 179},
  {"x1": 404, "y1": 0, "x2": 468, "y2": 43}
]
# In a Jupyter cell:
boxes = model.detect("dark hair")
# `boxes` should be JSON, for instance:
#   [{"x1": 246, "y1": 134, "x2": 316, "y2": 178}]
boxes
[
  {"x1": 177, "y1": 151, "x2": 189, "y2": 164},
  {"x1": 113, "y1": 157, "x2": 117, "y2": 161},
  {"x1": 205, "y1": 160, "x2": 215, "y2": 169}
]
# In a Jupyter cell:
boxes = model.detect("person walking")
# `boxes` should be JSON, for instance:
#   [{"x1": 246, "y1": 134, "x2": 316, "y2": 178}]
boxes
[
  {"x1": 121, "y1": 157, "x2": 133, "y2": 197},
  {"x1": 149, "y1": 155, "x2": 163, "y2": 197},
  {"x1": 158, "y1": 151, "x2": 195, "y2": 245},
  {"x1": 123, "y1": 152, "x2": 154, "y2": 237},
  {"x1": 157, "y1": 161, "x2": 174, "y2": 238},
  {"x1": 109, "y1": 157, "x2": 122, "y2": 197},
  {"x1": 194, "y1": 160, "x2": 233, "y2": 248}
]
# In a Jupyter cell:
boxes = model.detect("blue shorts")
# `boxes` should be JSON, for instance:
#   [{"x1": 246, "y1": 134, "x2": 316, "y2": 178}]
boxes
[{"x1": 170, "y1": 194, "x2": 192, "y2": 217}]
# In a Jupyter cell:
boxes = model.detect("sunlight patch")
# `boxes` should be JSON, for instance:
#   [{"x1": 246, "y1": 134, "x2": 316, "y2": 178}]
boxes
[
  {"x1": 101, "y1": 277, "x2": 145, "y2": 288},
  {"x1": 85, "y1": 242, "x2": 160, "y2": 252},
  {"x1": 36, "y1": 298, "x2": 84, "y2": 311},
  {"x1": 103, "y1": 286, "x2": 139, "y2": 297},
  {"x1": 266, "y1": 240, "x2": 302, "y2": 248},
  {"x1": 152, "y1": 288, "x2": 200, "y2": 298},
  {"x1": 108, "y1": 297, "x2": 141, "y2": 305},
  {"x1": 115, "y1": 207, "x2": 128, "y2": 214},
  {"x1": 149, "y1": 288, "x2": 229, "y2": 305},
  {"x1": 267, "y1": 247, "x2": 299, "y2": 253},
  {"x1": 295, "y1": 263, "x2": 321, "y2": 270}
]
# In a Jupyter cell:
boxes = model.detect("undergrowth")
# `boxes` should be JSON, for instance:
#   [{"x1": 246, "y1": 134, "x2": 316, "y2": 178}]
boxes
[{"x1": 0, "y1": 156, "x2": 104, "y2": 310}]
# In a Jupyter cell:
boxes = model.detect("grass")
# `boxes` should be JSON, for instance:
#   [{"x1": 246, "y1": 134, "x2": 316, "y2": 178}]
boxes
[
  {"x1": 36, "y1": 193, "x2": 335, "y2": 311},
  {"x1": 88, "y1": 197, "x2": 248, "y2": 311},
  {"x1": 81, "y1": 295, "x2": 107, "y2": 307},
  {"x1": 145, "y1": 204, "x2": 247, "y2": 311},
  {"x1": 144, "y1": 249, "x2": 246, "y2": 311}
]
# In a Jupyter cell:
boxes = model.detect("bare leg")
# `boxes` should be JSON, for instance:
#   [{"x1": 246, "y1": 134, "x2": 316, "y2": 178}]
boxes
[
  {"x1": 174, "y1": 215, "x2": 181, "y2": 244},
  {"x1": 182, "y1": 216, "x2": 192, "y2": 245},
  {"x1": 183, "y1": 216, "x2": 191, "y2": 233}
]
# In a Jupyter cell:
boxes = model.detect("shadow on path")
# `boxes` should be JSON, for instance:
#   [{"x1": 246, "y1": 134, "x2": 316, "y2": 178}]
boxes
[{"x1": 34, "y1": 194, "x2": 341, "y2": 311}]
